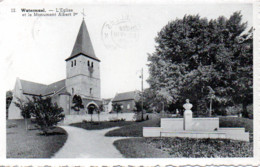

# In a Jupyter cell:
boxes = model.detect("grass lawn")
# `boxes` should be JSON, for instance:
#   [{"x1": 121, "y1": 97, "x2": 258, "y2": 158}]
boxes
[
  {"x1": 7, "y1": 119, "x2": 67, "y2": 158},
  {"x1": 105, "y1": 117, "x2": 160, "y2": 137},
  {"x1": 114, "y1": 137, "x2": 253, "y2": 158},
  {"x1": 70, "y1": 121, "x2": 137, "y2": 130}
]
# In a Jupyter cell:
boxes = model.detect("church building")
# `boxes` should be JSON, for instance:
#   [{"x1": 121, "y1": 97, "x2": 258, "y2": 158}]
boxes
[{"x1": 8, "y1": 19, "x2": 102, "y2": 119}]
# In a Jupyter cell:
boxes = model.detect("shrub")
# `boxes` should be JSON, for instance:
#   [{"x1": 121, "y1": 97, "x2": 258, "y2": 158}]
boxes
[
  {"x1": 15, "y1": 96, "x2": 65, "y2": 135},
  {"x1": 109, "y1": 118, "x2": 125, "y2": 122},
  {"x1": 33, "y1": 97, "x2": 65, "y2": 135}
]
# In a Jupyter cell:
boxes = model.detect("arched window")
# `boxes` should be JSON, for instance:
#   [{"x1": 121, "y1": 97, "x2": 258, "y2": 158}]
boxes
[
  {"x1": 74, "y1": 60, "x2": 76, "y2": 66},
  {"x1": 91, "y1": 62, "x2": 94, "y2": 68},
  {"x1": 88, "y1": 61, "x2": 90, "y2": 66},
  {"x1": 72, "y1": 88, "x2": 74, "y2": 94},
  {"x1": 71, "y1": 61, "x2": 73, "y2": 67},
  {"x1": 90, "y1": 88, "x2": 92, "y2": 94}
]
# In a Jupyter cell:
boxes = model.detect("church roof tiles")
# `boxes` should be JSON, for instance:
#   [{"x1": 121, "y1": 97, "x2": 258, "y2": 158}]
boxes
[
  {"x1": 65, "y1": 19, "x2": 100, "y2": 62},
  {"x1": 112, "y1": 91, "x2": 139, "y2": 102},
  {"x1": 20, "y1": 79, "x2": 66, "y2": 96}
]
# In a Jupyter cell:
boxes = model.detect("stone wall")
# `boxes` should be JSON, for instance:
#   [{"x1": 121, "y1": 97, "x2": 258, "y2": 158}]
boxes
[
  {"x1": 62, "y1": 112, "x2": 136, "y2": 124},
  {"x1": 143, "y1": 127, "x2": 162, "y2": 137},
  {"x1": 192, "y1": 118, "x2": 219, "y2": 131},
  {"x1": 161, "y1": 118, "x2": 183, "y2": 131},
  {"x1": 218, "y1": 128, "x2": 250, "y2": 141}
]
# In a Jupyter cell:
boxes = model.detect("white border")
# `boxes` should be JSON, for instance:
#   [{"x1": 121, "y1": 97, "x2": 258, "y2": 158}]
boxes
[{"x1": 1, "y1": 0, "x2": 259, "y2": 166}]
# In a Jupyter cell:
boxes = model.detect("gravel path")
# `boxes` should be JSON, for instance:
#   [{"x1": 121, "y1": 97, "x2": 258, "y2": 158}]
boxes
[{"x1": 52, "y1": 126, "x2": 124, "y2": 158}]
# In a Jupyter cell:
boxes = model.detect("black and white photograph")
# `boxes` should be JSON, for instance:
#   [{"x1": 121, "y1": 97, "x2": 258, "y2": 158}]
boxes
[{"x1": 1, "y1": 0, "x2": 259, "y2": 166}]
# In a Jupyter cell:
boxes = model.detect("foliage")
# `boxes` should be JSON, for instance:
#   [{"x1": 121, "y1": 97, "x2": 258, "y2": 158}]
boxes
[
  {"x1": 70, "y1": 120, "x2": 135, "y2": 130},
  {"x1": 112, "y1": 103, "x2": 122, "y2": 114},
  {"x1": 14, "y1": 97, "x2": 34, "y2": 119},
  {"x1": 99, "y1": 104, "x2": 104, "y2": 112},
  {"x1": 114, "y1": 137, "x2": 252, "y2": 158},
  {"x1": 33, "y1": 96, "x2": 65, "y2": 134},
  {"x1": 71, "y1": 95, "x2": 84, "y2": 113},
  {"x1": 109, "y1": 118, "x2": 126, "y2": 122},
  {"x1": 134, "y1": 91, "x2": 150, "y2": 112},
  {"x1": 105, "y1": 117, "x2": 161, "y2": 137},
  {"x1": 6, "y1": 91, "x2": 13, "y2": 118},
  {"x1": 147, "y1": 12, "x2": 253, "y2": 117},
  {"x1": 14, "y1": 96, "x2": 65, "y2": 134}
]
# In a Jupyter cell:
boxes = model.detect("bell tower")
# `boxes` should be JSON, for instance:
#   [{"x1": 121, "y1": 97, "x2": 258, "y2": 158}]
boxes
[{"x1": 65, "y1": 19, "x2": 101, "y2": 101}]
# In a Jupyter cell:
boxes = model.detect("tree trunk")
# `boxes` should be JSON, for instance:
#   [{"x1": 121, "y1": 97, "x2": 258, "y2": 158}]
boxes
[
  {"x1": 242, "y1": 103, "x2": 248, "y2": 118},
  {"x1": 25, "y1": 118, "x2": 28, "y2": 131}
]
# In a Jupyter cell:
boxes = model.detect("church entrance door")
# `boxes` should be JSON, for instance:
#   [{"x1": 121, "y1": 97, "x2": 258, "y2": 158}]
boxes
[{"x1": 87, "y1": 104, "x2": 97, "y2": 114}]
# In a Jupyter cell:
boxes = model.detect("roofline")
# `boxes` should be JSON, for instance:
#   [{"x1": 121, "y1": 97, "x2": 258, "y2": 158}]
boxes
[
  {"x1": 49, "y1": 86, "x2": 67, "y2": 97},
  {"x1": 22, "y1": 92, "x2": 51, "y2": 97},
  {"x1": 65, "y1": 53, "x2": 100, "y2": 62},
  {"x1": 23, "y1": 92, "x2": 42, "y2": 96},
  {"x1": 112, "y1": 98, "x2": 135, "y2": 102}
]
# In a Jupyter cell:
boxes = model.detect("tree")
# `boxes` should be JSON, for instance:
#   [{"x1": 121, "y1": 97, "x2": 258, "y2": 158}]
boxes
[
  {"x1": 147, "y1": 12, "x2": 252, "y2": 116},
  {"x1": 15, "y1": 96, "x2": 65, "y2": 134},
  {"x1": 112, "y1": 103, "x2": 122, "y2": 118},
  {"x1": 14, "y1": 97, "x2": 34, "y2": 131},
  {"x1": 97, "y1": 104, "x2": 104, "y2": 122},
  {"x1": 71, "y1": 95, "x2": 84, "y2": 114},
  {"x1": 6, "y1": 90, "x2": 13, "y2": 119},
  {"x1": 32, "y1": 96, "x2": 65, "y2": 135},
  {"x1": 232, "y1": 27, "x2": 253, "y2": 118}
]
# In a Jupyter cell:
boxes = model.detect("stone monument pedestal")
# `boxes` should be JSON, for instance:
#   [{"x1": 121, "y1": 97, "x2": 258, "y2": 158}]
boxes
[
  {"x1": 184, "y1": 110, "x2": 192, "y2": 130},
  {"x1": 183, "y1": 99, "x2": 193, "y2": 131}
]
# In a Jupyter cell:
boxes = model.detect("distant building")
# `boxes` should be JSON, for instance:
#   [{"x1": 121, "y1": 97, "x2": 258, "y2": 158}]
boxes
[
  {"x1": 112, "y1": 91, "x2": 140, "y2": 113},
  {"x1": 102, "y1": 98, "x2": 113, "y2": 113},
  {"x1": 8, "y1": 19, "x2": 102, "y2": 119}
]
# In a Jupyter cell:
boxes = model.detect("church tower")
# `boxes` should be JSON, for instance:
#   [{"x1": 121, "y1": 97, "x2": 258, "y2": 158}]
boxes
[{"x1": 65, "y1": 19, "x2": 101, "y2": 108}]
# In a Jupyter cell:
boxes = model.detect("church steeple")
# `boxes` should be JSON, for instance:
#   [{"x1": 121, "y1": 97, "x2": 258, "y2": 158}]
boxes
[{"x1": 65, "y1": 19, "x2": 100, "y2": 62}]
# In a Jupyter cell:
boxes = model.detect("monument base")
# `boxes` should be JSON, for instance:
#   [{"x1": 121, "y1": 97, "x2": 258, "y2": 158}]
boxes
[{"x1": 143, "y1": 117, "x2": 249, "y2": 142}]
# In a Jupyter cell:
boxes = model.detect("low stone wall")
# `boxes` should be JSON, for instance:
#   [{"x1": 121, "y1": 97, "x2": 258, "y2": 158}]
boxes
[
  {"x1": 62, "y1": 113, "x2": 136, "y2": 124},
  {"x1": 161, "y1": 118, "x2": 183, "y2": 131},
  {"x1": 160, "y1": 131, "x2": 226, "y2": 139},
  {"x1": 160, "y1": 117, "x2": 219, "y2": 131},
  {"x1": 143, "y1": 127, "x2": 162, "y2": 137},
  {"x1": 218, "y1": 128, "x2": 249, "y2": 142},
  {"x1": 192, "y1": 118, "x2": 219, "y2": 131}
]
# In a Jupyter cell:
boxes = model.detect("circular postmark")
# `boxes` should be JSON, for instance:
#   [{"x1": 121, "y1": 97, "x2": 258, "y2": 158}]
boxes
[{"x1": 101, "y1": 15, "x2": 140, "y2": 49}]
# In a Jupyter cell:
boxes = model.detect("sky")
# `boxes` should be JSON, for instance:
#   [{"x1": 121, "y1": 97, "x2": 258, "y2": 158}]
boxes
[{"x1": 1, "y1": 2, "x2": 253, "y2": 99}]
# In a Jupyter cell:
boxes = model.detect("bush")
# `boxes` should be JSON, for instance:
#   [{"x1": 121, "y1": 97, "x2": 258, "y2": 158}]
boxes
[
  {"x1": 114, "y1": 137, "x2": 253, "y2": 158},
  {"x1": 109, "y1": 118, "x2": 125, "y2": 122},
  {"x1": 247, "y1": 104, "x2": 253, "y2": 119},
  {"x1": 33, "y1": 97, "x2": 65, "y2": 135},
  {"x1": 7, "y1": 123, "x2": 17, "y2": 129},
  {"x1": 15, "y1": 96, "x2": 65, "y2": 135},
  {"x1": 147, "y1": 137, "x2": 253, "y2": 157}
]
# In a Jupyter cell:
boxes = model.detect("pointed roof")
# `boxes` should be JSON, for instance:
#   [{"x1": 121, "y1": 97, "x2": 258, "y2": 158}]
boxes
[
  {"x1": 20, "y1": 79, "x2": 66, "y2": 96},
  {"x1": 65, "y1": 19, "x2": 100, "y2": 62},
  {"x1": 112, "y1": 91, "x2": 140, "y2": 102}
]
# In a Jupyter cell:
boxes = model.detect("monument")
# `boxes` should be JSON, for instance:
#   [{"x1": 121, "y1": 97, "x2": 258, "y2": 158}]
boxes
[
  {"x1": 143, "y1": 100, "x2": 250, "y2": 142},
  {"x1": 183, "y1": 99, "x2": 193, "y2": 130}
]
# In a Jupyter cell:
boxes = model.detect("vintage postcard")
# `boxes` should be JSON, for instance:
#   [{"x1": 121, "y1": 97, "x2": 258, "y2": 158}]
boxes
[{"x1": 1, "y1": 0, "x2": 259, "y2": 166}]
